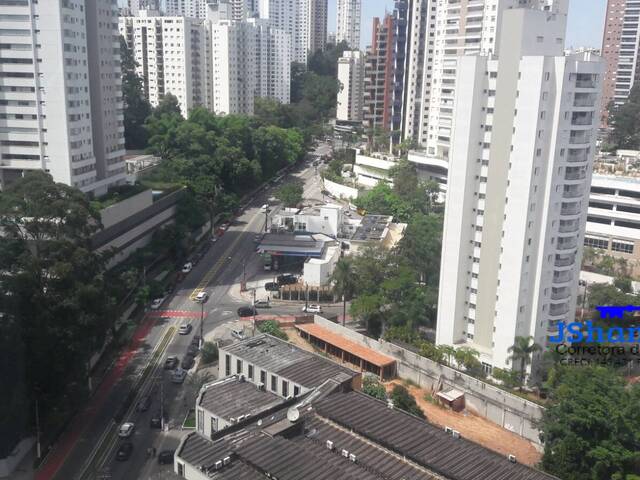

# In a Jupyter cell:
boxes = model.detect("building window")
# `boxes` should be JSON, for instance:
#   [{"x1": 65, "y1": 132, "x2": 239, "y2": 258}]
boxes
[
  {"x1": 260, "y1": 370, "x2": 266, "y2": 385},
  {"x1": 236, "y1": 359, "x2": 243, "y2": 375},
  {"x1": 293, "y1": 385, "x2": 300, "y2": 397},
  {"x1": 248, "y1": 364, "x2": 254, "y2": 380},
  {"x1": 225, "y1": 354, "x2": 231, "y2": 376},
  {"x1": 584, "y1": 236, "x2": 608, "y2": 249},
  {"x1": 282, "y1": 380, "x2": 289, "y2": 397},
  {"x1": 271, "y1": 374, "x2": 277, "y2": 392},
  {"x1": 612, "y1": 241, "x2": 634, "y2": 254}
]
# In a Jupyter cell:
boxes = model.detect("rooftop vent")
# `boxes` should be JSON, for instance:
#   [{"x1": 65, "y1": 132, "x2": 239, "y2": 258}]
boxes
[
  {"x1": 326, "y1": 440, "x2": 334, "y2": 450},
  {"x1": 257, "y1": 382, "x2": 265, "y2": 391},
  {"x1": 452, "y1": 430, "x2": 461, "y2": 439},
  {"x1": 215, "y1": 460, "x2": 222, "y2": 470},
  {"x1": 223, "y1": 456, "x2": 231, "y2": 465},
  {"x1": 341, "y1": 449, "x2": 349, "y2": 458},
  {"x1": 508, "y1": 454, "x2": 517, "y2": 463},
  {"x1": 349, "y1": 454, "x2": 357, "y2": 463},
  {"x1": 444, "y1": 426, "x2": 453, "y2": 434}
]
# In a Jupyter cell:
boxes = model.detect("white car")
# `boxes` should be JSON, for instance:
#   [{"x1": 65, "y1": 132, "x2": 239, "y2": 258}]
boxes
[
  {"x1": 150, "y1": 297, "x2": 165, "y2": 310},
  {"x1": 195, "y1": 291, "x2": 209, "y2": 303},
  {"x1": 118, "y1": 422, "x2": 135, "y2": 438},
  {"x1": 178, "y1": 323, "x2": 192, "y2": 335},
  {"x1": 260, "y1": 204, "x2": 269, "y2": 212},
  {"x1": 182, "y1": 262, "x2": 193, "y2": 274},
  {"x1": 253, "y1": 299, "x2": 270, "y2": 308},
  {"x1": 302, "y1": 304, "x2": 322, "y2": 313}
]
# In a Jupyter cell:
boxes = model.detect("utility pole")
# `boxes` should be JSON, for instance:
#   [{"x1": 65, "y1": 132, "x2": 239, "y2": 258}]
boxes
[
  {"x1": 199, "y1": 301, "x2": 204, "y2": 348},
  {"x1": 342, "y1": 294, "x2": 346, "y2": 327},
  {"x1": 241, "y1": 259, "x2": 246, "y2": 292},
  {"x1": 35, "y1": 398, "x2": 41, "y2": 459},
  {"x1": 264, "y1": 207, "x2": 269, "y2": 233},
  {"x1": 160, "y1": 378, "x2": 164, "y2": 431},
  {"x1": 252, "y1": 289, "x2": 257, "y2": 336}
]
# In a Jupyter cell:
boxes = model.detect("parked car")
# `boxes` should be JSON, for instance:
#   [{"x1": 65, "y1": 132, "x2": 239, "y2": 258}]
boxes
[
  {"x1": 220, "y1": 222, "x2": 230, "y2": 231},
  {"x1": 277, "y1": 274, "x2": 297, "y2": 285},
  {"x1": 150, "y1": 297, "x2": 165, "y2": 310},
  {"x1": 264, "y1": 282, "x2": 279, "y2": 292},
  {"x1": 118, "y1": 422, "x2": 135, "y2": 438},
  {"x1": 178, "y1": 323, "x2": 192, "y2": 335},
  {"x1": 260, "y1": 204, "x2": 269, "y2": 212},
  {"x1": 171, "y1": 368, "x2": 187, "y2": 384},
  {"x1": 136, "y1": 395, "x2": 152, "y2": 412},
  {"x1": 231, "y1": 328, "x2": 246, "y2": 340},
  {"x1": 158, "y1": 450, "x2": 175, "y2": 465},
  {"x1": 181, "y1": 355, "x2": 195, "y2": 370},
  {"x1": 150, "y1": 412, "x2": 163, "y2": 429},
  {"x1": 195, "y1": 291, "x2": 209, "y2": 303},
  {"x1": 237, "y1": 306, "x2": 257, "y2": 317},
  {"x1": 302, "y1": 304, "x2": 323, "y2": 313},
  {"x1": 187, "y1": 344, "x2": 199, "y2": 357},
  {"x1": 182, "y1": 262, "x2": 193, "y2": 274},
  {"x1": 115, "y1": 442, "x2": 134, "y2": 461},
  {"x1": 253, "y1": 299, "x2": 270, "y2": 308},
  {"x1": 211, "y1": 235, "x2": 218, "y2": 243},
  {"x1": 254, "y1": 234, "x2": 264, "y2": 243},
  {"x1": 163, "y1": 356, "x2": 178, "y2": 370},
  {"x1": 190, "y1": 335, "x2": 201, "y2": 347}
]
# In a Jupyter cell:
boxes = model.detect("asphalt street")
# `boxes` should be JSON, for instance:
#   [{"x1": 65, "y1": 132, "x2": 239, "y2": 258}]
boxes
[{"x1": 43, "y1": 141, "x2": 343, "y2": 480}]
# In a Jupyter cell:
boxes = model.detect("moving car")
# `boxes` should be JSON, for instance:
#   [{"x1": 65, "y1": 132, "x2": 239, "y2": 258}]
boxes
[
  {"x1": 115, "y1": 442, "x2": 134, "y2": 461},
  {"x1": 277, "y1": 274, "x2": 297, "y2": 285},
  {"x1": 181, "y1": 355, "x2": 195, "y2": 370},
  {"x1": 118, "y1": 422, "x2": 135, "y2": 438},
  {"x1": 237, "y1": 306, "x2": 257, "y2": 317},
  {"x1": 150, "y1": 297, "x2": 165, "y2": 310},
  {"x1": 163, "y1": 356, "x2": 178, "y2": 370},
  {"x1": 158, "y1": 450, "x2": 175, "y2": 465},
  {"x1": 150, "y1": 412, "x2": 163, "y2": 429},
  {"x1": 195, "y1": 291, "x2": 209, "y2": 303},
  {"x1": 182, "y1": 262, "x2": 193, "y2": 274},
  {"x1": 302, "y1": 304, "x2": 322, "y2": 313},
  {"x1": 178, "y1": 323, "x2": 192, "y2": 335},
  {"x1": 264, "y1": 282, "x2": 279, "y2": 292},
  {"x1": 171, "y1": 368, "x2": 187, "y2": 384},
  {"x1": 136, "y1": 395, "x2": 152, "y2": 412},
  {"x1": 253, "y1": 299, "x2": 270, "y2": 308}
]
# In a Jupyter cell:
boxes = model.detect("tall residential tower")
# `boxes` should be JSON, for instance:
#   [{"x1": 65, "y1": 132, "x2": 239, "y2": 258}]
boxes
[
  {"x1": 336, "y1": 50, "x2": 364, "y2": 122},
  {"x1": 336, "y1": 0, "x2": 361, "y2": 49}
]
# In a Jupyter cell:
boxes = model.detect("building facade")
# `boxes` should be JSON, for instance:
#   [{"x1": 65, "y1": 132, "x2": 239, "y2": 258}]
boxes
[
  {"x1": 600, "y1": 0, "x2": 640, "y2": 127},
  {"x1": 119, "y1": 14, "x2": 208, "y2": 118},
  {"x1": 208, "y1": 18, "x2": 290, "y2": 115},
  {"x1": 0, "y1": 0, "x2": 126, "y2": 194},
  {"x1": 436, "y1": 4, "x2": 602, "y2": 376},
  {"x1": 336, "y1": 50, "x2": 364, "y2": 122},
  {"x1": 336, "y1": 0, "x2": 361, "y2": 49},
  {"x1": 307, "y1": 0, "x2": 328, "y2": 53},
  {"x1": 165, "y1": 0, "x2": 208, "y2": 17},
  {"x1": 362, "y1": 15, "x2": 394, "y2": 132}
]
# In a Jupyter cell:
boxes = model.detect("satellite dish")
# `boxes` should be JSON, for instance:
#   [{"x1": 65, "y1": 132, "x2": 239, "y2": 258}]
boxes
[{"x1": 287, "y1": 407, "x2": 300, "y2": 422}]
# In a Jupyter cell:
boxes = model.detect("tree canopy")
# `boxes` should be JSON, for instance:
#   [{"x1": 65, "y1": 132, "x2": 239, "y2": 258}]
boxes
[
  {"x1": 390, "y1": 385, "x2": 425, "y2": 419},
  {"x1": 608, "y1": 84, "x2": 640, "y2": 150},
  {"x1": 120, "y1": 36, "x2": 152, "y2": 150}
]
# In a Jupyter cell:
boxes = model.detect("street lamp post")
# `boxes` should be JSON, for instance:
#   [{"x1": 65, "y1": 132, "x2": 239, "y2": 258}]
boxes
[
  {"x1": 252, "y1": 288, "x2": 257, "y2": 336},
  {"x1": 264, "y1": 207, "x2": 269, "y2": 233},
  {"x1": 199, "y1": 301, "x2": 204, "y2": 348}
]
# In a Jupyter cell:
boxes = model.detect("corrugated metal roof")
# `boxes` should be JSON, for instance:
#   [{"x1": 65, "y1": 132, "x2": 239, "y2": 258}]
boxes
[{"x1": 199, "y1": 377, "x2": 284, "y2": 421}]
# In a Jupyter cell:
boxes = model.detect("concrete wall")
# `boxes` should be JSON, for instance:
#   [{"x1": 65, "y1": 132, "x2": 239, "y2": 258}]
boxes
[
  {"x1": 312, "y1": 316, "x2": 545, "y2": 445},
  {"x1": 323, "y1": 178, "x2": 359, "y2": 200},
  {"x1": 100, "y1": 189, "x2": 153, "y2": 228}
]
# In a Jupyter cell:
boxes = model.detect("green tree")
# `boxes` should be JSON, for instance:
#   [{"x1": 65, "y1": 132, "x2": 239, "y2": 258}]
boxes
[
  {"x1": 275, "y1": 183, "x2": 304, "y2": 208},
  {"x1": 454, "y1": 347, "x2": 483, "y2": 376},
  {"x1": 390, "y1": 385, "x2": 425, "y2": 419},
  {"x1": 257, "y1": 320, "x2": 288, "y2": 340},
  {"x1": 362, "y1": 376, "x2": 387, "y2": 401},
  {"x1": 608, "y1": 83, "x2": 640, "y2": 149},
  {"x1": 541, "y1": 366, "x2": 640, "y2": 480},
  {"x1": 507, "y1": 336, "x2": 542, "y2": 387},
  {"x1": 120, "y1": 36, "x2": 151, "y2": 150},
  {"x1": 200, "y1": 342, "x2": 219, "y2": 364},
  {"x1": 491, "y1": 367, "x2": 520, "y2": 389},
  {"x1": 331, "y1": 257, "x2": 356, "y2": 323}
]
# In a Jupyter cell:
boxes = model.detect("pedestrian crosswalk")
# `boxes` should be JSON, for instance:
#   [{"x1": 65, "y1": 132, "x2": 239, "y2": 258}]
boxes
[{"x1": 147, "y1": 310, "x2": 202, "y2": 318}]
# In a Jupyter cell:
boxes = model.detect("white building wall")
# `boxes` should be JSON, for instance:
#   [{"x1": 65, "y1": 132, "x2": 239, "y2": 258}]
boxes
[
  {"x1": 336, "y1": 50, "x2": 364, "y2": 122},
  {"x1": 336, "y1": 0, "x2": 360, "y2": 49},
  {"x1": 436, "y1": 5, "x2": 601, "y2": 375},
  {"x1": 259, "y1": 0, "x2": 309, "y2": 63}
]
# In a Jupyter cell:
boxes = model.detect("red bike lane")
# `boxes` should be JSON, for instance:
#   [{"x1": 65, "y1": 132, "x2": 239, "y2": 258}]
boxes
[{"x1": 35, "y1": 315, "x2": 157, "y2": 480}]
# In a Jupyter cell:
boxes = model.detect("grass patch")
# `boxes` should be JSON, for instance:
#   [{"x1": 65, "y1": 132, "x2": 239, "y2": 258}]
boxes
[{"x1": 182, "y1": 409, "x2": 196, "y2": 429}]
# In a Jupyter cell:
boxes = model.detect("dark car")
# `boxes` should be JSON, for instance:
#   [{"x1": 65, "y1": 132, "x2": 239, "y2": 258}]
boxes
[
  {"x1": 158, "y1": 450, "x2": 175, "y2": 465},
  {"x1": 190, "y1": 335, "x2": 201, "y2": 347},
  {"x1": 181, "y1": 355, "x2": 195, "y2": 370},
  {"x1": 187, "y1": 344, "x2": 199, "y2": 357},
  {"x1": 163, "y1": 356, "x2": 178, "y2": 370},
  {"x1": 264, "y1": 282, "x2": 279, "y2": 292},
  {"x1": 150, "y1": 412, "x2": 163, "y2": 429},
  {"x1": 237, "y1": 306, "x2": 257, "y2": 317},
  {"x1": 136, "y1": 395, "x2": 152, "y2": 412},
  {"x1": 115, "y1": 442, "x2": 133, "y2": 461},
  {"x1": 277, "y1": 274, "x2": 297, "y2": 285}
]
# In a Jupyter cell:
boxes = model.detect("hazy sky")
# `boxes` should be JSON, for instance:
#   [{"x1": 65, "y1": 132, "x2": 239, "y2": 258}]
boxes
[{"x1": 119, "y1": 0, "x2": 607, "y2": 50}]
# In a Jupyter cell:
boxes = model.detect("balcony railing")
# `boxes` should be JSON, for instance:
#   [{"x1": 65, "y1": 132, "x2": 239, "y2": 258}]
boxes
[
  {"x1": 551, "y1": 289, "x2": 571, "y2": 300},
  {"x1": 571, "y1": 115, "x2": 593, "y2": 126},
  {"x1": 549, "y1": 304, "x2": 570, "y2": 316},
  {"x1": 574, "y1": 96, "x2": 596, "y2": 107},
  {"x1": 560, "y1": 203, "x2": 581, "y2": 215},
  {"x1": 557, "y1": 238, "x2": 578, "y2": 251},
  {"x1": 567, "y1": 150, "x2": 588, "y2": 163},
  {"x1": 565, "y1": 170, "x2": 586, "y2": 180},
  {"x1": 553, "y1": 271, "x2": 573, "y2": 283},
  {"x1": 554, "y1": 256, "x2": 574, "y2": 267},
  {"x1": 559, "y1": 221, "x2": 580, "y2": 233},
  {"x1": 576, "y1": 79, "x2": 596, "y2": 88},
  {"x1": 569, "y1": 134, "x2": 591, "y2": 144},
  {"x1": 563, "y1": 188, "x2": 583, "y2": 199}
]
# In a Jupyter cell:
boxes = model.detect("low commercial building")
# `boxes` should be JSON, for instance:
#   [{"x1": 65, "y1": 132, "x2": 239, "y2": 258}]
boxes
[
  {"x1": 175, "y1": 384, "x2": 559, "y2": 480},
  {"x1": 218, "y1": 334, "x2": 361, "y2": 398},
  {"x1": 350, "y1": 214, "x2": 406, "y2": 251},
  {"x1": 303, "y1": 243, "x2": 341, "y2": 287},
  {"x1": 353, "y1": 150, "x2": 396, "y2": 188}
]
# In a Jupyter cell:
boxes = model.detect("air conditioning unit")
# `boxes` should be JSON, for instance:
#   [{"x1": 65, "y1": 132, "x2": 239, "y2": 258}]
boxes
[
  {"x1": 349, "y1": 454, "x2": 357, "y2": 463},
  {"x1": 508, "y1": 454, "x2": 517, "y2": 463},
  {"x1": 215, "y1": 460, "x2": 223, "y2": 470},
  {"x1": 444, "y1": 426, "x2": 453, "y2": 434},
  {"x1": 257, "y1": 382, "x2": 265, "y2": 391},
  {"x1": 452, "y1": 430, "x2": 461, "y2": 439},
  {"x1": 326, "y1": 440, "x2": 334, "y2": 450},
  {"x1": 223, "y1": 456, "x2": 231, "y2": 465},
  {"x1": 341, "y1": 449, "x2": 349, "y2": 458},
  {"x1": 387, "y1": 400, "x2": 394, "y2": 409}
]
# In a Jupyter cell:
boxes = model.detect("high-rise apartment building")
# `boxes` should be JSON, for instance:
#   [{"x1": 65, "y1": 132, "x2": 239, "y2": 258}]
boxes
[
  {"x1": 336, "y1": 0, "x2": 361, "y2": 49},
  {"x1": 307, "y1": 0, "x2": 328, "y2": 53},
  {"x1": 436, "y1": 2, "x2": 602, "y2": 377},
  {"x1": 208, "y1": 18, "x2": 291, "y2": 114},
  {"x1": 362, "y1": 15, "x2": 394, "y2": 132},
  {"x1": 0, "y1": 0, "x2": 126, "y2": 194},
  {"x1": 127, "y1": 0, "x2": 161, "y2": 15},
  {"x1": 600, "y1": 0, "x2": 640, "y2": 127},
  {"x1": 165, "y1": 0, "x2": 208, "y2": 17},
  {"x1": 119, "y1": 14, "x2": 208, "y2": 118},
  {"x1": 336, "y1": 51, "x2": 364, "y2": 122}
]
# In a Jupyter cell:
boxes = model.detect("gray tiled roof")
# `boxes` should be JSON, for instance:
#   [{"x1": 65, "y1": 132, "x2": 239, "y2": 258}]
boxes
[{"x1": 199, "y1": 377, "x2": 283, "y2": 421}]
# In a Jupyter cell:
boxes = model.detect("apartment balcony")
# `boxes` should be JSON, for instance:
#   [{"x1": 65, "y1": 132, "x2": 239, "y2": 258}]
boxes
[
  {"x1": 553, "y1": 270, "x2": 573, "y2": 284},
  {"x1": 549, "y1": 303, "x2": 570, "y2": 317},
  {"x1": 566, "y1": 149, "x2": 589, "y2": 163},
  {"x1": 569, "y1": 132, "x2": 591, "y2": 145},
  {"x1": 563, "y1": 186, "x2": 584, "y2": 199},
  {"x1": 551, "y1": 287, "x2": 571, "y2": 300},
  {"x1": 557, "y1": 238, "x2": 578, "y2": 252},
  {"x1": 575, "y1": 75, "x2": 596, "y2": 89},
  {"x1": 559, "y1": 220, "x2": 580, "y2": 233},
  {"x1": 564, "y1": 168, "x2": 587, "y2": 181},
  {"x1": 554, "y1": 255, "x2": 575, "y2": 268},
  {"x1": 571, "y1": 112, "x2": 594, "y2": 126},
  {"x1": 574, "y1": 93, "x2": 596, "y2": 107}
]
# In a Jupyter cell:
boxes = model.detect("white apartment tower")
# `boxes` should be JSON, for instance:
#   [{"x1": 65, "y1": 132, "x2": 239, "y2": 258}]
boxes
[
  {"x1": 0, "y1": 0, "x2": 126, "y2": 194},
  {"x1": 336, "y1": 50, "x2": 364, "y2": 122},
  {"x1": 208, "y1": 18, "x2": 291, "y2": 114},
  {"x1": 336, "y1": 0, "x2": 361, "y2": 49},
  {"x1": 436, "y1": 3, "x2": 602, "y2": 376},
  {"x1": 119, "y1": 14, "x2": 208, "y2": 117},
  {"x1": 165, "y1": 0, "x2": 208, "y2": 17}
]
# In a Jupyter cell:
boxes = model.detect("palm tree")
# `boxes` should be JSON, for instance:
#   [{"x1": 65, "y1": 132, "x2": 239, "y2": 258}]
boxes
[
  {"x1": 507, "y1": 336, "x2": 542, "y2": 388},
  {"x1": 331, "y1": 257, "x2": 356, "y2": 326},
  {"x1": 439, "y1": 345, "x2": 456, "y2": 366}
]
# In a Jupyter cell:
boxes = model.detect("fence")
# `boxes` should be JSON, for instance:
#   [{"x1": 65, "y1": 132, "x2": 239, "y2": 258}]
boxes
[
  {"x1": 323, "y1": 178, "x2": 359, "y2": 201},
  {"x1": 312, "y1": 316, "x2": 545, "y2": 445}
]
